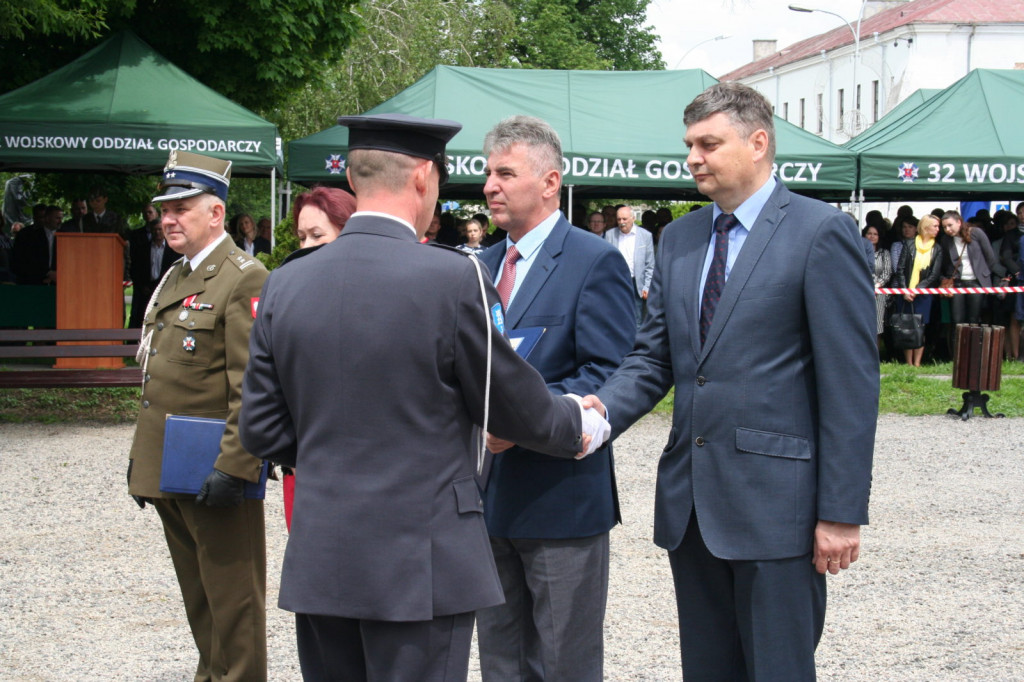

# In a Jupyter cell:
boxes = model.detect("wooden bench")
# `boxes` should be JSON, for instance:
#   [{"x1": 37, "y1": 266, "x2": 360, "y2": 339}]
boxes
[{"x1": 0, "y1": 329, "x2": 142, "y2": 389}]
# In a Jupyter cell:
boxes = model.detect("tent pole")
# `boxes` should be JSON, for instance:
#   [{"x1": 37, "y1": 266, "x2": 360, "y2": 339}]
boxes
[
  {"x1": 270, "y1": 168, "x2": 277, "y2": 250},
  {"x1": 567, "y1": 185, "x2": 574, "y2": 223}
]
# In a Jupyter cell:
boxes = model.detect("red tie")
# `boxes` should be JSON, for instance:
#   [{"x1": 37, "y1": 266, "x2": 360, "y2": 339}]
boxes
[{"x1": 496, "y1": 245, "x2": 520, "y2": 310}]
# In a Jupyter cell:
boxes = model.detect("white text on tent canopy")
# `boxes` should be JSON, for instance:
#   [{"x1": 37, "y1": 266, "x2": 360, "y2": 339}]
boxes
[
  {"x1": 0, "y1": 135, "x2": 264, "y2": 155},
  {"x1": 446, "y1": 154, "x2": 823, "y2": 183}
]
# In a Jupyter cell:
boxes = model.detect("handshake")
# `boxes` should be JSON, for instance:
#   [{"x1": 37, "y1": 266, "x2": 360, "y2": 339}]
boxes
[{"x1": 486, "y1": 394, "x2": 611, "y2": 460}]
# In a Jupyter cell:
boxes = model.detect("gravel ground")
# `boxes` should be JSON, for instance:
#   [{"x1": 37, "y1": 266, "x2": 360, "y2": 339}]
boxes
[{"x1": 1, "y1": 413, "x2": 1022, "y2": 681}]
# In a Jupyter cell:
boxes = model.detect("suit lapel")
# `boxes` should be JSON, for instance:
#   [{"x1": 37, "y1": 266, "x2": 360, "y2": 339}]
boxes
[
  {"x1": 700, "y1": 183, "x2": 790, "y2": 360},
  {"x1": 504, "y1": 220, "x2": 566, "y2": 328}
]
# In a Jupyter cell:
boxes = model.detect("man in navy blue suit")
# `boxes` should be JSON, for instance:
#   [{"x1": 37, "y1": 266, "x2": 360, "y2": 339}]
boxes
[
  {"x1": 585, "y1": 82, "x2": 878, "y2": 680},
  {"x1": 476, "y1": 116, "x2": 636, "y2": 682}
]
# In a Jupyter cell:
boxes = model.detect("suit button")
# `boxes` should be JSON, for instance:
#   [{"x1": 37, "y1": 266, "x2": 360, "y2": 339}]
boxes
[
  {"x1": 142, "y1": 400, "x2": 150, "y2": 408},
  {"x1": 149, "y1": 348, "x2": 157, "y2": 356},
  {"x1": 188, "y1": 321, "x2": 195, "y2": 328},
  {"x1": 695, "y1": 436, "x2": 705, "y2": 447},
  {"x1": 144, "y1": 374, "x2": 151, "y2": 382},
  {"x1": 696, "y1": 376, "x2": 706, "y2": 386},
  {"x1": 157, "y1": 322, "x2": 164, "y2": 330}
]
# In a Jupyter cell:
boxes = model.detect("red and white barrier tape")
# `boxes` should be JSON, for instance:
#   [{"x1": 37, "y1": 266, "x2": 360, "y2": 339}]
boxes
[{"x1": 876, "y1": 286, "x2": 1024, "y2": 295}]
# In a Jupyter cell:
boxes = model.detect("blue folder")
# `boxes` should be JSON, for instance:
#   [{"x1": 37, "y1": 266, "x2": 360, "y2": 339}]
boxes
[
  {"x1": 160, "y1": 415, "x2": 268, "y2": 499},
  {"x1": 509, "y1": 326, "x2": 545, "y2": 359}
]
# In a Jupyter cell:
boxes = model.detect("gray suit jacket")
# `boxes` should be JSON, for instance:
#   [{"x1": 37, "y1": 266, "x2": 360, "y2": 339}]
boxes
[
  {"x1": 605, "y1": 226, "x2": 655, "y2": 296},
  {"x1": 239, "y1": 214, "x2": 583, "y2": 621},
  {"x1": 598, "y1": 182, "x2": 878, "y2": 560}
]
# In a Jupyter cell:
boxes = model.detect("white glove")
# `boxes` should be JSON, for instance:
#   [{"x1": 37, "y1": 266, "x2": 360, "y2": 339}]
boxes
[{"x1": 565, "y1": 393, "x2": 611, "y2": 459}]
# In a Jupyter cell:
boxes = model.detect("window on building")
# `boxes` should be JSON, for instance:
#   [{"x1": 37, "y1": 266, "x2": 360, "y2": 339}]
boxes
[
  {"x1": 817, "y1": 93, "x2": 823, "y2": 134},
  {"x1": 783, "y1": 102, "x2": 789, "y2": 121},
  {"x1": 799, "y1": 98, "x2": 806, "y2": 129},
  {"x1": 872, "y1": 80, "x2": 880, "y2": 122},
  {"x1": 837, "y1": 88, "x2": 845, "y2": 130}
]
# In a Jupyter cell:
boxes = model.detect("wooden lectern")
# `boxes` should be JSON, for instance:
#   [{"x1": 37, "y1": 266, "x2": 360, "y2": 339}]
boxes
[{"x1": 55, "y1": 232, "x2": 127, "y2": 369}]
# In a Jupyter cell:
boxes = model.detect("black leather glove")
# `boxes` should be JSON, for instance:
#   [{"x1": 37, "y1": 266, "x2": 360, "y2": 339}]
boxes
[
  {"x1": 196, "y1": 469, "x2": 245, "y2": 507},
  {"x1": 127, "y1": 460, "x2": 147, "y2": 510}
]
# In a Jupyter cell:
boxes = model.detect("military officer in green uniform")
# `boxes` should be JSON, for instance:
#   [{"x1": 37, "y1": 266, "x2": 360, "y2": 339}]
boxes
[{"x1": 127, "y1": 150, "x2": 269, "y2": 682}]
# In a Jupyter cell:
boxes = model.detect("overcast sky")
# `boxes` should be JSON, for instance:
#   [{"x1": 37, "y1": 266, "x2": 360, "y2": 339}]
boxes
[{"x1": 649, "y1": 0, "x2": 870, "y2": 76}]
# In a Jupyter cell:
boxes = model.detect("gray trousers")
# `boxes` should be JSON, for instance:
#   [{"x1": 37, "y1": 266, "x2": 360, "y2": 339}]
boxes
[{"x1": 477, "y1": 533, "x2": 609, "y2": 682}]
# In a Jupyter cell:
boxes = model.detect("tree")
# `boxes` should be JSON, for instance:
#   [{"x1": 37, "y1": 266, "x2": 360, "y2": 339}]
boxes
[
  {"x1": 269, "y1": 0, "x2": 664, "y2": 141},
  {"x1": 0, "y1": 0, "x2": 362, "y2": 111},
  {"x1": 269, "y1": 0, "x2": 520, "y2": 141},
  {"x1": 503, "y1": 0, "x2": 663, "y2": 71}
]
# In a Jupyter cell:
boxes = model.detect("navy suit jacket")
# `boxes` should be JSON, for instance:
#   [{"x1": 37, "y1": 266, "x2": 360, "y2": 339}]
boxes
[
  {"x1": 480, "y1": 215, "x2": 636, "y2": 539},
  {"x1": 598, "y1": 182, "x2": 878, "y2": 560}
]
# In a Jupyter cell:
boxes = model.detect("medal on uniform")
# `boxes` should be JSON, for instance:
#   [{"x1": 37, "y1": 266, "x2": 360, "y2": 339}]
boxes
[
  {"x1": 181, "y1": 295, "x2": 213, "y2": 311},
  {"x1": 183, "y1": 335, "x2": 196, "y2": 352},
  {"x1": 178, "y1": 310, "x2": 189, "y2": 321}
]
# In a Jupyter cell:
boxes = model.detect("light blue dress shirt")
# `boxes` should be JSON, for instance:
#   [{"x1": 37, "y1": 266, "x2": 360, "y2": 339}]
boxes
[
  {"x1": 697, "y1": 176, "x2": 778, "y2": 309},
  {"x1": 494, "y1": 209, "x2": 561, "y2": 306}
]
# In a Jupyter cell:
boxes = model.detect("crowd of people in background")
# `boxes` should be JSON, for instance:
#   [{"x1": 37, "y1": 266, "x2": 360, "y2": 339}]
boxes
[
  {"x1": 864, "y1": 202, "x2": 1024, "y2": 365},
  {"x1": 3, "y1": 177, "x2": 1023, "y2": 366}
]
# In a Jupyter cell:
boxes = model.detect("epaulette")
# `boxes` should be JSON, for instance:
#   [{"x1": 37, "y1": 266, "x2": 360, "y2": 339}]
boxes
[{"x1": 226, "y1": 248, "x2": 260, "y2": 272}]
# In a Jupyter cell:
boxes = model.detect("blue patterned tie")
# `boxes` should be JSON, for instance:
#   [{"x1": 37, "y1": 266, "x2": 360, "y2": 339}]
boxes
[{"x1": 700, "y1": 213, "x2": 739, "y2": 347}]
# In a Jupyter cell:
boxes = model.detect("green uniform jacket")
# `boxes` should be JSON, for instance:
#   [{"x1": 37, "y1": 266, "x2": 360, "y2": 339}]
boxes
[{"x1": 128, "y1": 235, "x2": 268, "y2": 498}]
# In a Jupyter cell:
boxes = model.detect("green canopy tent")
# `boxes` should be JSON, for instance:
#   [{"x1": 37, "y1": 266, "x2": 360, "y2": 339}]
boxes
[
  {"x1": 867, "y1": 88, "x2": 940, "y2": 132},
  {"x1": 0, "y1": 31, "x2": 281, "y2": 177},
  {"x1": 288, "y1": 66, "x2": 857, "y2": 201},
  {"x1": 847, "y1": 70, "x2": 1024, "y2": 200}
]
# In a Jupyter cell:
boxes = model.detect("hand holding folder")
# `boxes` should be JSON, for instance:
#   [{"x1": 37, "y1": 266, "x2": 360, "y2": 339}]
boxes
[{"x1": 161, "y1": 415, "x2": 268, "y2": 500}]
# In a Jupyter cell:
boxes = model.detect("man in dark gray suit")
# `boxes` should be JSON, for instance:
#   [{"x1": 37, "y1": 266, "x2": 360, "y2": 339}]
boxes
[
  {"x1": 584, "y1": 82, "x2": 879, "y2": 680},
  {"x1": 239, "y1": 113, "x2": 603, "y2": 682}
]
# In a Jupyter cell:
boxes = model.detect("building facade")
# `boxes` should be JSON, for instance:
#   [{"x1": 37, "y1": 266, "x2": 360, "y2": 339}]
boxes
[{"x1": 722, "y1": 0, "x2": 1024, "y2": 144}]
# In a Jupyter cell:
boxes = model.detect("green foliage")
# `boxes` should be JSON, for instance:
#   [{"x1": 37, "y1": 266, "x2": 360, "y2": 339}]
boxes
[
  {"x1": 256, "y1": 215, "x2": 299, "y2": 271},
  {"x1": 0, "y1": 0, "x2": 362, "y2": 112},
  {"x1": 270, "y1": 0, "x2": 664, "y2": 141},
  {"x1": 29, "y1": 171, "x2": 158, "y2": 227},
  {"x1": 0, "y1": 0, "x2": 116, "y2": 41},
  {"x1": 269, "y1": 0, "x2": 520, "y2": 141},
  {"x1": 504, "y1": 0, "x2": 663, "y2": 71}
]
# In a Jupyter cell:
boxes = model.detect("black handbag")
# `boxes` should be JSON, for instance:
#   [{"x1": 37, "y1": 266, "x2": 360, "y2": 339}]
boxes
[{"x1": 889, "y1": 301, "x2": 924, "y2": 350}]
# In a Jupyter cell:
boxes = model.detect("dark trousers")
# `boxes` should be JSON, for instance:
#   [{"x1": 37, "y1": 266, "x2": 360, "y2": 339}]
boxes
[
  {"x1": 951, "y1": 279, "x2": 985, "y2": 325},
  {"x1": 295, "y1": 611, "x2": 474, "y2": 682},
  {"x1": 153, "y1": 497, "x2": 267, "y2": 682},
  {"x1": 668, "y1": 512, "x2": 826, "y2": 682},
  {"x1": 477, "y1": 533, "x2": 609, "y2": 682}
]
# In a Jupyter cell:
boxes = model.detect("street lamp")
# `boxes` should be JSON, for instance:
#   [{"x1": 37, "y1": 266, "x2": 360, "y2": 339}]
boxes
[
  {"x1": 788, "y1": 3, "x2": 866, "y2": 133},
  {"x1": 674, "y1": 35, "x2": 730, "y2": 69}
]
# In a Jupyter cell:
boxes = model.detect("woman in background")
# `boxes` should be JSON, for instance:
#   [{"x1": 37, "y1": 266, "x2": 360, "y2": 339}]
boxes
[
  {"x1": 940, "y1": 210, "x2": 1004, "y2": 328},
  {"x1": 456, "y1": 218, "x2": 486, "y2": 256},
  {"x1": 895, "y1": 214, "x2": 946, "y2": 367},
  {"x1": 293, "y1": 186, "x2": 357, "y2": 249},
  {"x1": 863, "y1": 225, "x2": 891, "y2": 350}
]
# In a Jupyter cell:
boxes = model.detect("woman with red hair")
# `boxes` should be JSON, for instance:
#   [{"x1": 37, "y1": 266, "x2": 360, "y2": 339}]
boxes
[
  {"x1": 292, "y1": 186, "x2": 357, "y2": 249},
  {"x1": 280, "y1": 186, "x2": 356, "y2": 529}
]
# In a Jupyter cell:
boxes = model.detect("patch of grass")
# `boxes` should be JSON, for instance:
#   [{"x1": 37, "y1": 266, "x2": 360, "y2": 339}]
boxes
[
  {"x1": 0, "y1": 387, "x2": 140, "y2": 424},
  {"x1": 2, "y1": 360, "x2": 1022, "y2": 424},
  {"x1": 648, "y1": 361, "x2": 1024, "y2": 418}
]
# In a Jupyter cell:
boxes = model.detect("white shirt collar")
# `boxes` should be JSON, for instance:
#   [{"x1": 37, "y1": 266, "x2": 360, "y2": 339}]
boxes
[
  {"x1": 352, "y1": 210, "x2": 417, "y2": 237},
  {"x1": 185, "y1": 231, "x2": 230, "y2": 271}
]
